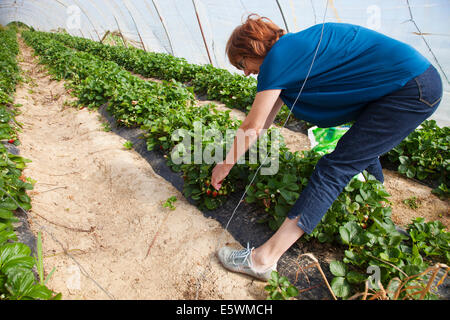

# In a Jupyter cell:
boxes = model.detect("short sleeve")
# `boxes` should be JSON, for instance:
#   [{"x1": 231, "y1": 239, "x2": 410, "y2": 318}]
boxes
[
  {"x1": 256, "y1": 31, "x2": 321, "y2": 93},
  {"x1": 256, "y1": 48, "x2": 289, "y2": 92}
]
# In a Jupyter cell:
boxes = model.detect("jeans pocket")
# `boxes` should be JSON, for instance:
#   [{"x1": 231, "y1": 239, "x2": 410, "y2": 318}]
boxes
[{"x1": 414, "y1": 65, "x2": 443, "y2": 107}]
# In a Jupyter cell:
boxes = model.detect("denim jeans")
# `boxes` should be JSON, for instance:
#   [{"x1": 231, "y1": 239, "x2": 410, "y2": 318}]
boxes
[{"x1": 287, "y1": 64, "x2": 443, "y2": 234}]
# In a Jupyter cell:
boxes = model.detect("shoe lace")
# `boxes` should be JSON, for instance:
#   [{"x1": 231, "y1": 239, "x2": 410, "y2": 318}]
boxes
[{"x1": 229, "y1": 243, "x2": 254, "y2": 267}]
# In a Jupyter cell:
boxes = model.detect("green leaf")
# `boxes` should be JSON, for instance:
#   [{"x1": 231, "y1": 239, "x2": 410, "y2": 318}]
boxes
[
  {"x1": 406, "y1": 167, "x2": 416, "y2": 178},
  {"x1": 0, "y1": 243, "x2": 34, "y2": 273},
  {"x1": 388, "y1": 235, "x2": 403, "y2": 247},
  {"x1": 286, "y1": 285, "x2": 299, "y2": 297},
  {"x1": 26, "y1": 284, "x2": 54, "y2": 300},
  {"x1": 0, "y1": 208, "x2": 14, "y2": 219},
  {"x1": 274, "y1": 204, "x2": 288, "y2": 217},
  {"x1": 339, "y1": 221, "x2": 361, "y2": 245},
  {"x1": 5, "y1": 268, "x2": 35, "y2": 299},
  {"x1": 347, "y1": 202, "x2": 360, "y2": 213},
  {"x1": 339, "y1": 227, "x2": 351, "y2": 244},
  {"x1": 346, "y1": 271, "x2": 366, "y2": 284},
  {"x1": 331, "y1": 277, "x2": 351, "y2": 298},
  {"x1": 279, "y1": 189, "x2": 298, "y2": 204},
  {"x1": 264, "y1": 284, "x2": 276, "y2": 292},
  {"x1": 329, "y1": 260, "x2": 347, "y2": 277},
  {"x1": 398, "y1": 164, "x2": 407, "y2": 174},
  {"x1": 398, "y1": 156, "x2": 409, "y2": 165},
  {"x1": 270, "y1": 270, "x2": 279, "y2": 285},
  {"x1": 352, "y1": 233, "x2": 369, "y2": 246},
  {"x1": 271, "y1": 290, "x2": 284, "y2": 300}
]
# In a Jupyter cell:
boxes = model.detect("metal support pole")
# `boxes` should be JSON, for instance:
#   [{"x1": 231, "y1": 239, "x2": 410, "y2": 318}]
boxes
[
  {"x1": 192, "y1": 0, "x2": 213, "y2": 65},
  {"x1": 150, "y1": 0, "x2": 174, "y2": 55},
  {"x1": 113, "y1": 15, "x2": 127, "y2": 48},
  {"x1": 101, "y1": 30, "x2": 110, "y2": 44},
  {"x1": 276, "y1": 0, "x2": 290, "y2": 33},
  {"x1": 123, "y1": 1, "x2": 146, "y2": 51}
]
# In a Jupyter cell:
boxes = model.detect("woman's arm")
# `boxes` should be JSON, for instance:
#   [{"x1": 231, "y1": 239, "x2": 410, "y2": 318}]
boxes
[
  {"x1": 224, "y1": 89, "x2": 282, "y2": 165},
  {"x1": 211, "y1": 89, "x2": 281, "y2": 190},
  {"x1": 263, "y1": 96, "x2": 284, "y2": 129}
]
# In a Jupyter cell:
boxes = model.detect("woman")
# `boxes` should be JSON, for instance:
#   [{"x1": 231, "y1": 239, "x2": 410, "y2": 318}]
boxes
[{"x1": 211, "y1": 14, "x2": 442, "y2": 281}]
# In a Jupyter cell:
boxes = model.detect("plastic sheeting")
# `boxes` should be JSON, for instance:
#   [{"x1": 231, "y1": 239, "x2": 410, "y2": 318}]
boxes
[{"x1": 0, "y1": 0, "x2": 449, "y2": 126}]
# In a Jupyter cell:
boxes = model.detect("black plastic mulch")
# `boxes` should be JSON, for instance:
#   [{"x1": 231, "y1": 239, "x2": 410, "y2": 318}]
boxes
[{"x1": 2, "y1": 142, "x2": 38, "y2": 256}]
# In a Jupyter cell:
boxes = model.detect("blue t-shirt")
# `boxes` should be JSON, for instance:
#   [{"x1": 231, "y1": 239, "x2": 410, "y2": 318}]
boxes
[{"x1": 257, "y1": 23, "x2": 430, "y2": 128}]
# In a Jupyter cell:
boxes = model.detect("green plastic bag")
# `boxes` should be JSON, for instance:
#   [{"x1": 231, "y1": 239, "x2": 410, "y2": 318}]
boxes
[
  {"x1": 308, "y1": 123, "x2": 366, "y2": 181},
  {"x1": 308, "y1": 124, "x2": 352, "y2": 155}
]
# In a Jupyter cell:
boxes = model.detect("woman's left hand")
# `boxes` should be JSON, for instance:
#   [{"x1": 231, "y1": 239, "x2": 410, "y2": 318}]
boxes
[{"x1": 211, "y1": 162, "x2": 233, "y2": 190}]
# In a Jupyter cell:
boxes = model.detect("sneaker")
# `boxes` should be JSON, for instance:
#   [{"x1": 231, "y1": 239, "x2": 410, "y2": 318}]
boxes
[{"x1": 217, "y1": 243, "x2": 277, "y2": 281}]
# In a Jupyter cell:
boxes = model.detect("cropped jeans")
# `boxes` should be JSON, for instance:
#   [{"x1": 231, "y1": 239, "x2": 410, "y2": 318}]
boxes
[{"x1": 287, "y1": 64, "x2": 443, "y2": 234}]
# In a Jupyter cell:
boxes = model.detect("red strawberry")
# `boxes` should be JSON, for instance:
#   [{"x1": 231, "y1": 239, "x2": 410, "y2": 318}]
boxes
[
  {"x1": 8, "y1": 139, "x2": 15, "y2": 144},
  {"x1": 212, "y1": 191, "x2": 218, "y2": 198},
  {"x1": 206, "y1": 189, "x2": 211, "y2": 195}
]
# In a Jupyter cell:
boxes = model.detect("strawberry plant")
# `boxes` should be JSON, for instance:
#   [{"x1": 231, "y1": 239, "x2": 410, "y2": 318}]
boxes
[
  {"x1": 383, "y1": 120, "x2": 449, "y2": 199},
  {"x1": 406, "y1": 218, "x2": 450, "y2": 263},
  {"x1": 329, "y1": 260, "x2": 366, "y2": 298},
  {"x1": 245, "y1": 148, "x2": 321, "y2": 230},
  {"x1": 265, "y1": 270, "x2": 299, "y2": 300},
  {"x1": 123, "y1": 141, "x2": 133, "y2": 150},
  {"x1": 0, "y1": 26, "x2": 21, "y2": 141},
  {"x1": 163, "y1": 196, "x2": 177, "y2": 211}
]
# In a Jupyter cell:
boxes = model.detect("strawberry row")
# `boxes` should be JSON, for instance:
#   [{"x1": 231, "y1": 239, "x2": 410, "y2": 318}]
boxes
[
  {"x1": 0, "y1": 25, "x2": 60, "y2": 300},
  {"x1": 30, "y1": 30, "x2": 304, "y2": 128}
]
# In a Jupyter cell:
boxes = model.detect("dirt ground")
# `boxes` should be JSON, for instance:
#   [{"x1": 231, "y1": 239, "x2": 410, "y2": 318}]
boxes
[{"x1": 13, "y1": 35, "x2": 449, "y2": 300}]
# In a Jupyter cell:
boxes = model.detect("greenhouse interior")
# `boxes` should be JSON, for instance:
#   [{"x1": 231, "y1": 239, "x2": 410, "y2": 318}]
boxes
[{"x1": 0, "y1": 0, "x2": 448, "y2": 304}]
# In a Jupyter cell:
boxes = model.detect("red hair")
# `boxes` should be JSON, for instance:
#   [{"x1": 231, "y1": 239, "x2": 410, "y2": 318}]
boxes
[{"x1": 226, "y1": 14, "x2": 285, "y2": 68}]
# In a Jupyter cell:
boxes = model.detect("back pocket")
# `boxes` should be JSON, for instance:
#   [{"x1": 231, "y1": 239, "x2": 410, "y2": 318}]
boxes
[{"x1": 414, "y1": 65, "x2": 443, "y2": 107}]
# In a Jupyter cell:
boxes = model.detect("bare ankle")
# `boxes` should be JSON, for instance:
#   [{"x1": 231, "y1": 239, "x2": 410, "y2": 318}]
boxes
[{"x1": 251, "y1": 249, "x2": 276, "y2": 271}]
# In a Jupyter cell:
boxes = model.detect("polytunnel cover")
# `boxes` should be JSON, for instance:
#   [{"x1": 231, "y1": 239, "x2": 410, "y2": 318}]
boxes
[{"x1": 1, "y1": 0, "x2": 449, "y2": 125}]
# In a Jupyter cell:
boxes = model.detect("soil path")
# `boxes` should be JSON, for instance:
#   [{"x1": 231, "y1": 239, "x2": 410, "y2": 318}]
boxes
[{"x1": 14, "y1": 35, "x2": 267, "y2": 300}]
